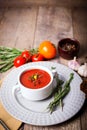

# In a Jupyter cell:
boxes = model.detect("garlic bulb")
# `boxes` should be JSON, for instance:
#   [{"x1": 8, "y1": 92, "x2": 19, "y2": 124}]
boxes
[
  {"x1": 68, "y1": 57, "x2": 80, "y2": 71},
  {"x1": 78, "y1": 63, "x2": 87, "y2": 77}
]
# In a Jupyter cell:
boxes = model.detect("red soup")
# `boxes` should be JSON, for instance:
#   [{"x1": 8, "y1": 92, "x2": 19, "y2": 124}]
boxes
[{"x1": 20, "y1": 69, "x2": 51, "y2": 89}]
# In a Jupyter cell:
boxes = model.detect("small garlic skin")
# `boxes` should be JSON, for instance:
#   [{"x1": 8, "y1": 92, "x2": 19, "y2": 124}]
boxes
[
  {"x1": 78, "y1": 63, "x2": 87, "y2": 77},
  {"x1": 68, "y1": 57, "x2": 80, "y2": 71}
]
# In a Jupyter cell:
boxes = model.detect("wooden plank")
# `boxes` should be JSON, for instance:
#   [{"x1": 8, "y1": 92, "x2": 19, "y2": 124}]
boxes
[
  {"x1": 80, "y1": 100, "x2": 87, "y2": 130},
  {"x1": 0, "y1": 7, "x2": 22, "y2": 47},
  {"x1": 0, "y1": 7, "x2": 37, "y2": 49},
  {"x1": 0, "y1": 8, "x2": 5, "y2": 22},
  {"x1": 0, "y1": 0, "x2": 87, "y2": 7},
  {"x1": 34, "y1": 6, "x2": 73, "y2": 49},
  {"x1": 14, "y1": 7, "x2": 38, "y2": 50},
  {"x1": 24, "y1": 124, "x2": 66, "y2": 130},
  {"x1": 72, "y1": 7, "x2": 87, "y2": 64},
  {"x1": 65, "y1": 118, "x2": 81, "y2": 130},
  {"x1": 72, "y1": 7, "x2": 87, "y2": 130}
]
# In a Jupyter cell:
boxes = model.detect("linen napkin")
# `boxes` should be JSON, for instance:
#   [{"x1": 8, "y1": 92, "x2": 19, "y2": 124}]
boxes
[{"x1": 0, "y1": 79, "x2": 22, "y2": 130}]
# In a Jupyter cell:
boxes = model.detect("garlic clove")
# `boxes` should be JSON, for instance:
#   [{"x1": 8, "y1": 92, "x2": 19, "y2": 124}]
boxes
[
  {"x1": 68, "y1": 57, "x2": 80, "y2": 71},
  {"x1": 78, "y1": 63, "x2": 87, "y2": 77}
]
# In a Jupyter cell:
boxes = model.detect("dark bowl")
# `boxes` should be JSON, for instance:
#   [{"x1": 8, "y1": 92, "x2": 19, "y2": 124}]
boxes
[{"x1": 58, "y1": 38, "x2": 80, "y2": 60}]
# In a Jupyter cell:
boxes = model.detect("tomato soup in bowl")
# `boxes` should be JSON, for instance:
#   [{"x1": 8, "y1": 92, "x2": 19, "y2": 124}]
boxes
[
  {"x1": 17, "y1": 65, "x2": 53, "y2": 101},
  {"x1": 20, "y1": 69, "x2": 51, "y2": 89}
]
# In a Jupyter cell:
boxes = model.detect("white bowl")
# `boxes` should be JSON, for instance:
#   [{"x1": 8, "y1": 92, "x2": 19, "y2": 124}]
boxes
[{"x1": 16, "y1": 65, "x2": 54, "y2": 101}]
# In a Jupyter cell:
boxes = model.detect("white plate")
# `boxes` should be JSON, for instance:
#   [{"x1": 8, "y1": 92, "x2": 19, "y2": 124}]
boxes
[{"x1": 0, "y1": 61, "x2": 85, "y2": 126}]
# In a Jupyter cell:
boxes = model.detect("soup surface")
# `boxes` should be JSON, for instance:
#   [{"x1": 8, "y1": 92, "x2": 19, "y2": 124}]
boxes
[{"x1": 20, "y1": 69, "x2": 51, "y2": 89}]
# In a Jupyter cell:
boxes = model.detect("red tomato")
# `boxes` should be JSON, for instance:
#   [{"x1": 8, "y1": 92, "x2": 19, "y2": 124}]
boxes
[
  {"x1": 14, "y1": 56, "x2": 26, "y2": 67},
  {"x1": 21, "y1": 50, "x2": 31, "y2": 61},
  {"x1": 31, "y1": 53, "x2": 44, "y2": 62}
]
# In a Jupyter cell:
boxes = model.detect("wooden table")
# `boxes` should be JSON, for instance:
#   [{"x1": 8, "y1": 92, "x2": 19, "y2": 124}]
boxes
[{"x1": 0, "y1": 6, "x2": 87, "y2": 130}]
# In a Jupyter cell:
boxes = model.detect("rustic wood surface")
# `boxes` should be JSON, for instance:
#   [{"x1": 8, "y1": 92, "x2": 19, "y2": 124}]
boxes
[
  {"x1": 0, "y1": 6, "x2": 87, "y2": 130},
  {"x1": 0, "y1": 0, "x2": 87, "y2": 7}
]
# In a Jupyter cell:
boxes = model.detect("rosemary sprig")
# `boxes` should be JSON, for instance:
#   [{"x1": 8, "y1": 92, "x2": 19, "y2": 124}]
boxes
[
  {"x1": 47, "y1": 73, "x2": 74, "y2": 114},
  {"x1": 0, "y1": 46, "x2": 22, "y2": 73}
]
